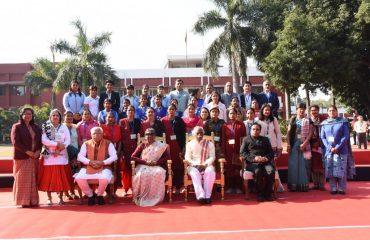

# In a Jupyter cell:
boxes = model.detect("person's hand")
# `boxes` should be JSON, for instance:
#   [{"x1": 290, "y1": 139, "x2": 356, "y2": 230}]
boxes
[
  {"x1": 331, "y1": 147, "x2": 338, "y2": 154},
  {"x1": 300, "y1": 143, "x2": 306, "y2": 152},
  {"x1": 25, "y1": 151, "x2": 34, "y2": 158},
  {"x1": 53, "y1": 149, "x2": 60, "y2": 157},
  {"x1": 286, "y1": 145, "x2": 291, "y2": 154},
  {"x1": 57, "y1": 143, "x2": 66, "y2": 150},
  {"x1": 33, "y1": 152, "x2": 40, "y2": 159}
]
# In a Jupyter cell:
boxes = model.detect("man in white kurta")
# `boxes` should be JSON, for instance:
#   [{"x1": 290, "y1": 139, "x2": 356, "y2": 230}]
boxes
[
  {"x1": 75, "y1": 127, "x2": 117, "y2": 205},
  {"x1": 185, "y1": 126, "x2": 216, "y2": 204}
]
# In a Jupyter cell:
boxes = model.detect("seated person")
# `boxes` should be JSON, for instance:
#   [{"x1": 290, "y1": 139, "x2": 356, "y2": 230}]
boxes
[
  {"x1": 131, "y1": 128, "x2": 170, "y2": 207},
  {"x1": 184, "y1": 126, "x2": 216, "y2": 204},
  {"x1": 240, "y1": 123, "x2": 275, "y2": 202},
  {"x1": 75, "y1": 127, "x2": 118, "y2": 206}
]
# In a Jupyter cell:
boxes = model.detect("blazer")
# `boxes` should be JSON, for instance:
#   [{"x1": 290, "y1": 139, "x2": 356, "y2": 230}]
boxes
[
  {"x1": 239, "y1": 92, "x2": 259, "y2": 109},
  {"x1": 99, "y1": 91, "x2": 121, "y2": 112},
  {"x1": 258, "y1": 91, "x2": 280, "y2": 118},
  {"x1": 11, "y1": 122, "x2": 42, "y2": 160}
]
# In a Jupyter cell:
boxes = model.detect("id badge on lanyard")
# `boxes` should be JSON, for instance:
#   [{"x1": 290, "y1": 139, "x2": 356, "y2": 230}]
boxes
[
  {"x1": 170, "y1": 135, "x2": 177, "y2": 140},
  {"x1": 130, "y1": 134, "x2": 137, "y2": 140}
]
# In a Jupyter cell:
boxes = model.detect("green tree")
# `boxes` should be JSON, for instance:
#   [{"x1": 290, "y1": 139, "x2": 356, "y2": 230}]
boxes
[
  {"x1": 193, "y1": 0, "x2": 254, "y2": 93},
  {"x1": 52, "y1": 19, "x2": 119, "y2": 92}
]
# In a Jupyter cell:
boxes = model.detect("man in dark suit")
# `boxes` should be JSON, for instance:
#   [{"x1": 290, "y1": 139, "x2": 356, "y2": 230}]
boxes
[
  {"x1": 239, "y1": 81, "x2": 259, "y2": 110},
  {"x1": 99, "y1": 80, "x2": 120, "y2": 112},
  {"x1": 258, "y1": 80, "x2": 280, "y2": 118}
]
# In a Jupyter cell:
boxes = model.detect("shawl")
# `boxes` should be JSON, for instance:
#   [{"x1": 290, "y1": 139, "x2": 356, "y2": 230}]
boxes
[
  {"x1": 141, "y1": 141, "x2": 168, "y2": 163},
  {"x1": 299, "y1": 118, "x2": 312, "y2": 160}
]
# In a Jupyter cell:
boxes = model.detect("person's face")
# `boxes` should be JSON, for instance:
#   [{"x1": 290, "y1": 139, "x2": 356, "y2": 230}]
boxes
[
  {"x1": 83, "y1": 111, "x2": 91, "y2": 121},
  {"x1": 188, "y1": 106, "x2": 195, "y2": 115},
  {"x1": 297, "y1": 107, "x2": 305, "y2": 118},
  {"x1": 251, "y1": 125, "x2": 261, "y2": 137},
  {"x1": 140, "y1": 97, "x2": 147, "y2": 106},
  {"x1": 211, "y1": 93, "x2": 219, "y2": 103},
  {"x1": 168, "y1": 106, "x2": 176, "y2": 116},
  {"x1": 104, "y1": 102, "x2": 112, "y2": 110},
  {"x1": 51, "y1": 112, "x2": 60, "y2": 125},
  {"x1": 310, "y1": 107, "x2": 319, "y2": 118},
  {"x1": 196, "y1": 90, "x2": 201, "y2": 99},
  {"x1": 146, "y1": 109, "x2": 155, "y2": 120},
  {"x1": 206, "y1": 85, "x2": 213, "y2": 94},
  {"x1": 263, "y1": 106, "x2": 271, "y2": 117},
  {"x1": 191, "y1": 97, "x2": 198, "y2": 106},
  {"x1": 145, "y1": 133, "x2": 155, "y2": 143},
  {"x1": 123, "y1": 100, "x2": 130, "y2": 109},
  {"x1": 251, "y1": 100, "x2": 259, "y2": 109},
  {"x1": 127, "y1": 88, "x2": 133, "y2": 95},
  {"x1": 243, "y1": 83, "x2": 251, "y2": 93},
  {"x1": 231, "y1": 98, "x2": 239, "y2": 107},
  {"x1": 127, "y1": 108, "x2": 135, "y2": 118},
  {"x1": 158, "y1": 88, "x2": 165, "y2": 95},
  {"x1": 226, "y1": 83, "x2": 232, "y2": 93},
  {"x1": 71, "y1": 83, "x2": 79, "y2": 92},
  {"x1": 229, "y1": 110, "x2": 237, "y2": 121},
  {"x1": 142, "y1": 86, "x2": 149, "y2": 95},
  {"x1": 328, "y1": 107, "x2": 338, "y2": 118},
  {"x1": 106, "y1": 114, "x2": 115, "y2": 125},
  {"x1": 175, "y1": 81, "x2": 183, "y2": 90},
  {"x1": 92, "y1": 129, "x2": 103, "y2": 142},
  {"x1": 210, "y1": 109, "x2": 219, "y2": 119},
  {"x1": 263, "y1": 81, "x2": 271, "y2": 91},
  {"x1": 64, "y1": 113, "x2": 74, "y2": 124},
  {"x1": 155, "y1": 97, "x2": 162, "y2": 106},
  {"x1": 106, "y1": 83, "x2": 113, "y2": 92},
  {"x1": 247, "y1": 110, "x2": 255, "y2": 120},
  {"x1": 170, "y1": 100, "x2": 178, "y2": 106},
  {"x1": 196, "y1": 130, "x2": 204, "y2": 141},
  {"x1": 200, "y1": 109, "x2": 209, "y2": 120},
  {"x1": 22, "y1": 110, "x2": 33, "y2": 123},
  {"x1": 90, "y1": 88, "x2": 97, "y2": 98}
]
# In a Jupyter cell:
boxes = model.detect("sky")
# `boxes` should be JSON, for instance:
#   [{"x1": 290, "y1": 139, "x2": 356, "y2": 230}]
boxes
[{"x1": 0, "y1": 0, "x2": 223, "y2": 69}]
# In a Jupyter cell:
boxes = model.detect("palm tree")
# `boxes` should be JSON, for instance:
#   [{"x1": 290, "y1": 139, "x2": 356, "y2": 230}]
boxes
[
  {"x1": 193, "y1": 0, "x2": 254, "y2": 93},
  {"x1": 52, "y1": 19, "x2": 118, "y2": 92}
]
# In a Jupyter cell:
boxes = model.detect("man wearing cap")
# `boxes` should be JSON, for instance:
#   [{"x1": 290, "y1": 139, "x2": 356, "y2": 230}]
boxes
[
  {"x1": 75, "y1": 127, "x2": 118, "y2": 205},
  {"x1": 99, "y1": 80, "x2": 121, "y2": 112},
  {"x1": 185, "y1": 126, "x2": 216, "y2": 204},
  {"x1": 120, "y1": 84, "x2": 140, "y2": 109},
  {"x1": 151, "y1": 85, "x2": 170, "y2": 108},
  {"x1": 169, "y1": 79, "x2": 190, "y2": 117}
]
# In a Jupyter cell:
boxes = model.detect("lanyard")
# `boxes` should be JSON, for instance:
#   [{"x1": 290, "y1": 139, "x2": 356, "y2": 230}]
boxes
[
  {"x1": 227, "y1": 122, "x2": 236, "y2": 138},
  {"x1": 129, "y1": 120, "x2": 135, "y2": 133}
]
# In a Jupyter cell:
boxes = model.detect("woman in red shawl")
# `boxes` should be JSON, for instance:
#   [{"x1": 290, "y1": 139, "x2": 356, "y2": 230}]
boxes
[
  {"x1": 119, "y1": 106, "x2": 141, "y2": 195},
  {"x1": 222, "y1": 108, "x2": 246, "y2": 194},
  {"x1": 140, "y1": 107, "x2": 165, "y2": 137},
  {"x1": 182, "y1": 104, "x2": 200, "y2": 134}
]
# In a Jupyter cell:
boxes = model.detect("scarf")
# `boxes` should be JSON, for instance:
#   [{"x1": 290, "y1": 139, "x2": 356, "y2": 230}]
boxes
[{"x1": 299, "y1": 118, "x2": 312, "y2": 160}]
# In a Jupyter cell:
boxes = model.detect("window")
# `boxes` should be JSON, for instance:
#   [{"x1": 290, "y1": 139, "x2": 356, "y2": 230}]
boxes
[
  {"x1": 0, "y1": 86, "x2": 5, "y2": 96},
  {"x1": 11, "y1": 86, "x2": 25, "y2": 96}
]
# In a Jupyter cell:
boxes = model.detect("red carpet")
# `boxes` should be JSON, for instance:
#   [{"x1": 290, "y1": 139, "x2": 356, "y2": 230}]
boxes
[{"x1": 1, "y1": 182, "x2": 370, "y2": 239}]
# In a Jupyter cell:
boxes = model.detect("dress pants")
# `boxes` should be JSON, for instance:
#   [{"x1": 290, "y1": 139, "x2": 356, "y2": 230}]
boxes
[
  {"x1": 76, "y1": 178, "x2": 109, "y2": 197},
  {"x1": 188, "y1": 166, "x2": 216, "y2": 199}
]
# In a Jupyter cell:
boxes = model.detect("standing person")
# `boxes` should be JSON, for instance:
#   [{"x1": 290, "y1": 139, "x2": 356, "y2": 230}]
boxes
[
  {"x1": 320, "y1": 105, "x2": 356, "y2": 195},
  {"x1": 221, "y1": 82, "x2": 240, "y2": 108},
  {"x1": 11, "y1": 107, "x2": 42, "y2": 207},
  {"x1": 38, "y1": 109, "x2": 71, "y2": 205},
  {"x1": 83, "y1": 85, "x2": 100, "y2": 120},
  {"x1": 161, "y1": 104, "x2": 186, "y2": 193},
  {"x1": 191, "y1": 88, "x2": 204, "y2": 108},
  {"x1": 136, "y1": 94, "x2": 149, "y2": 121},
  {"x1": 150, "y1": 85, "x2": 170, "y2": 108},
  {"x1": 76, "y1": 110, "x2": 99, "y2": 147},
  {"x1": 141, "y1": 107, "x2": 165, "y2": 137},
  {"x1": 131, "y1": 128, "x2": 170, "y2": 207},
  {"x1": 251, "y1": 99, "x2": 260, "y2": 116},
  {"x1": 142, "y1": 84, "x2": 152, "y2": 107},
  {"x1": 169, "y1": 79, "x2": 190, "y2": 117},
  {"x1": 309, "y1": 105, "x2": 325, "y2": 190},
  {"x1": 239, "y1": 81, "x2": 258, "y2": 110},
  {"x1": 354, "y1": 115, "x2": 368, "y2": 149},
  {"x1": 244, "y1": 109, "x2": 258, "y2": 136},
  {"x1": 185, "y1": 126, "x2": 216, "y2": 204},
  {"x1": 63, "y1": 80, "x2": 85, "y2": 123},
  {"x1": 97, "y1": 99, "x2": 119, "y2": 124},
  {"x1": 206, "y1": 91, "x2": 227, "y2": 121},
  {"x1": 202, "y1": 84, "x2": 214, "y2": 107},
  {"x1": 121, "y1": 84, "x2": 139, "y2": 109},
  {"x1": 100, "y1": 112, "x2": 122, "y2": 194},
  {"x1": 119, "y1": 98, "x2": 131, "y2": 120},
  {"x1": 240, "y1": 123, "x2": 275, "y2": 202},
  {"x1": 227, "y1": 96, "x2": 246, "y2": 121},
  {"x1": 182, "y1": 104, "x2": 200, "y2": 134},
  {"x1": 99, "y1": 80, "x2": 120, "y2": 112},
  {"x1": 119, "y1": 106, "x2": 141, "y2": 195},
  {"x1": 196, "y1": 107, "x2": 211, "y2": 128},
  {"x1": 204, "y1": 106, "x2": 226, "y2": 158},
  {"x1": 258, "y1": 80, "x2": 280, "y2": 118},
  {"x1": 183, "y1": 96, "x2": 201, "y2": 117},
  {"x1": 286, "y1": 103, "x2": 312, "y2": 192},
  {"x1": 222, "y1": 108, "x2": 246, "y2": 194},
  {"x1": 351, "y1": 111, "x2": 358, "y2": 145},
  {"x1": 153, "y1": 95, "x2": 168, "y2": 120}
]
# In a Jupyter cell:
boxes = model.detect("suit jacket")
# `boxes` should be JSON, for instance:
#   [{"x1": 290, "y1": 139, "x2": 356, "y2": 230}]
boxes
[
  {"x1": 99, "y1": 91, "x2": 120, "y2": 112},
  {"x1": 239, "y1": 92, "x2": 259, "y2": 109},
  {"x1": 258, "y1": 91, "x2": 279, "y2": 118},
  {"x1": 11, "y1": 122, "x2": 42, "y2": 160}
]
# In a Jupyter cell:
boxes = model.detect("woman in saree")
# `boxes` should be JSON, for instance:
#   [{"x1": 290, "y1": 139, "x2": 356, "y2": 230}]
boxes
[
  {"x1": 140, "y1": 107, "x2": 165, "y2": 137},
  {"x1": 182, "y1": 104, "x2": 200, "y2": 134}
]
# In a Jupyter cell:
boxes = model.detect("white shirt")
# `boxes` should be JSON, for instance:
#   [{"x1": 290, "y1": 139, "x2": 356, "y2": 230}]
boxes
[
  {"x1": 260, "y1": 117, "x2": 282, "y2": 149},
  {"x1": 354, "y1": 121, "x2": 368, "y2": 133},
  {"x1": 185, "y1": 139, "x2": 215, "y2": 166},
  {"x1": 42, "y1": 124, "x2": 71, "y2": 165},
  {"x1": 84, "y1": 96, "x2": 100, "y2": 118}
]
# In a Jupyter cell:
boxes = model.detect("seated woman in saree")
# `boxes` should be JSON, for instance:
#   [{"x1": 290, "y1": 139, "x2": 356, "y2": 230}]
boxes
[{"x1": 131, "y1": 128, "x2": 170, "y2": 207}]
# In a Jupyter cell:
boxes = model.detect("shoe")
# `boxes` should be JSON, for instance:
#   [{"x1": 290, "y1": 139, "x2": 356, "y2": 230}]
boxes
[
  {"x1": 46, "y1": 199, "x2": 52, "y2": 206},
  {"x1": 235, "y1": 188, "x2": 243, "y2": 194},
  {"x1": 330, "y1": 190, "x2": 337, "y2": 195},
  {"x1": 58, "y1": 200, "x2": 65, "y2": 205},
  {"x1": 87, "y1": 194, "x2": 96, "y2": 206},
  {"x1": 97, "y1": 196, "x2": 105, "y2": 205},
  {"x1": 257, "y1": 196, "x2": 265, "y2": 202},
  {"x1": 225, "y1": 188, "x2": 234, "y2": 194},
  {"x1": 265, "y1": 195, "x2": 274, "y2": 201},
  {"x1": 337, "y1": 190, "x2": 346, "y2": 195},
  {"x1": 205, "y1": 198, "x2": 212, "y2": 204},
  {"x1": 198, "y1": 198, "x2": 205, "y2": 204}
]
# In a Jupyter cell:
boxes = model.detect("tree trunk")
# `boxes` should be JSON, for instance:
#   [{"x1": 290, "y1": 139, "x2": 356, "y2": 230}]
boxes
[
  {"x1": 331, "y1": 89, "x2": 336, "y2": 106},
  {"x1": 305, "y1": 88, "x2": 311, "y2": 117},
  {"x1": 231, "y1": 55, "x2": 240, "y2": 94},
  {"x1": 285, "y1": 88, "x2": 292, "y2": 120}
]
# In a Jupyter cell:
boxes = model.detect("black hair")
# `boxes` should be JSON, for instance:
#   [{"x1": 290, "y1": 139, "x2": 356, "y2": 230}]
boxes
[
  {"x1": 19, "y1": 107, "x2": 35, "y2": 125},
  {"x1": 259, "y1": 103, "x2": 274, "y2": 122}
]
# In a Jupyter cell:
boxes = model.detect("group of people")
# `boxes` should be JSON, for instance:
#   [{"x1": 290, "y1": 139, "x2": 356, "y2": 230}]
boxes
[
  {"x1": 10, "y1": 78, "x2": 357, "y2": 208},
  {"x1": 351, "y1": 114, "x2": 369, "y2": 150}
]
